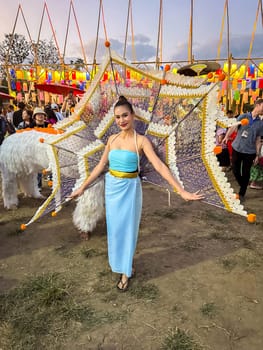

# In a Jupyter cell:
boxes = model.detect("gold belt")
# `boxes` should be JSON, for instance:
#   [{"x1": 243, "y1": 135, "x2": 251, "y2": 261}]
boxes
[{"x1": 109, "y1": 169, "x2": 138, "y2": 178}]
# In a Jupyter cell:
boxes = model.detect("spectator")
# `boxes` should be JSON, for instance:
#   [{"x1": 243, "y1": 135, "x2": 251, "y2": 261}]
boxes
[
  {"x1": 44, "y1": 105, "x2": 58, "y2": 125},
  {"x1": 6, "y1": 104, "x2": 15, "y2": 126},
  {"x1": 51, "y1": 103, "x2": 64, "y2": 121},
  {"x1": 215, "y1": 127, "x2": 230, "y2": 170},
  {"x1": 223, "y1": 99, "x2": 263, "y2": 201},
  {"x1": 32, "y1": 107, "x2": 48, "y2": 128},
  {"x1": 13, "y1": 101, "x2": 25, "y2": 128},
  {"x1": 17, "y1": 109, "x2": 34, "y2": 129},
  {"x1": 32, "y1": 107, "x2": 48, "y2": 189},
  {"x1": 0, "y1": 107, "x2": 7, "y2": 144}
]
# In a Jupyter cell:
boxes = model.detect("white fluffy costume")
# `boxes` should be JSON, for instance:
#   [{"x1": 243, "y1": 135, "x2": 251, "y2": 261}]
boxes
[
  {"x1": 0, "y1": 131, "x2": 50, "y2": 209},
  {"x1": 0, "y1": 129, "x2": 105, "y2": 233}
]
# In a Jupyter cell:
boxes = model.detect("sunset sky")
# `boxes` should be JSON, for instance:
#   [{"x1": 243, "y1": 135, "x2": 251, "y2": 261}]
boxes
[{"x1": 0, "y1": 0, "x2": 262, "y2": 63}]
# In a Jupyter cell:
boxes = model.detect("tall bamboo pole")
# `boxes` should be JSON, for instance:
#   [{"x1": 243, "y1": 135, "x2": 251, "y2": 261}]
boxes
[
  {"x1": 123, "y1": 0, "x2": 131, "y2": 60},
  {"x1": 155, "y1": 0, "x2": 163, "y2": 69},
  {"x1": 188, "y1": 0, "x2": 193, "y2": 63},
  {"x1": 226, "y1": 0, "x2": 231, "y2": 111}
]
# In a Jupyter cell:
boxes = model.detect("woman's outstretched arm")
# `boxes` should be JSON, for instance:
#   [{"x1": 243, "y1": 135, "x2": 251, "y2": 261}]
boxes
[{"x1": 141, "y1": 136, "x2": 204, "y2": 201}]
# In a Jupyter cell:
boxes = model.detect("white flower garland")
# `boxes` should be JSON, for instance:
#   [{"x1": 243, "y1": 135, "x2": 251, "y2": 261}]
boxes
[{"x1": 73, "y1": 139, "x2": 105, "y2": 191}]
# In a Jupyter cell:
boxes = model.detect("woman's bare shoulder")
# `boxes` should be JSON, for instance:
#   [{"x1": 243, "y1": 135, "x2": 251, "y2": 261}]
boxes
[
  {"x1": 107, "y1": 133, "x2": 120, "y2": 144},
  {"x1": 137, "y1": 134, "x2": 151, "y2": 149}
]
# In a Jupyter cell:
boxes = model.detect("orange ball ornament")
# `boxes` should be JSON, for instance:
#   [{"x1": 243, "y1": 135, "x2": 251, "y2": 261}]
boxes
[
  {"x1": 247, "y1": 213, "x2": 256, "y2": 223},
  {"x1": 39, "y1": 137, "x2": 45, "y2": 143},
  {"x1": 213, "y1": 145, "x2": 222, "y2": 155},
  {"x1": 20, "y1": 224, "x2": 27, "y2": 231},
  {"x1": 51, "y1": 211, "x2": 57, "y2": 217},
  {"x1": 105, "y1": 40, "x2": 111, "y2": 48},
  {"x1": 48, "y1": 180, "x2": 53, "y2": 187},
  {"x1": 218, "y1": 73, "x2": 226, "y2": 81},
  {"x1": 240, "y1": 118, "x2": 249, "y2": 126},
  {"x1": 160, "y1": 79, "x2": 167, "y2": 85},
  {"x1": 207, "y1": 72, "x2": 214, "y2": 79},
  {"x1": 164, "y1": 64, "x2": 171, "y2": 72}
]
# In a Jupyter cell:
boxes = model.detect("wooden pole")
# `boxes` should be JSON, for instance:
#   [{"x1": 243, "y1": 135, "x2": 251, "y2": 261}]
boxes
[
  {"x1": 188, "y1": 0, "x2": 193, "y2": 63},
  {"x1": 226, "y1": 0, "x2": 231, "y2": 111},
  {"x1": 155, "y1": 0, "x2": 163, "y2": 69},
  {"x1": 123, "y1": 0, "x2": 131, "y2": 60},
  {"x1": 92, "y1": 0, "x2": 102, "y2": 77}
]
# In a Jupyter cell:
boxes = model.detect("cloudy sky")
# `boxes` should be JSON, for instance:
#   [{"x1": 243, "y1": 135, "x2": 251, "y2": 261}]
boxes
[{"x1": 0, "y1": 0, "x2": 262, "y2": 64}]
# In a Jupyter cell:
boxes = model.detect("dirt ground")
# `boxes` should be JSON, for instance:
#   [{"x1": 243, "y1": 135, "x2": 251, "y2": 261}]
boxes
[{"x1": 0, "y1": 173, "x2": 263, "y2": 350}]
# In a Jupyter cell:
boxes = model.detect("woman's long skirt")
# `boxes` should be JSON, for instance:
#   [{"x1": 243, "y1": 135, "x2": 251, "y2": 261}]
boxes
[{"x1": 105, "y1": 172, "x2": 142, "y2": 278}]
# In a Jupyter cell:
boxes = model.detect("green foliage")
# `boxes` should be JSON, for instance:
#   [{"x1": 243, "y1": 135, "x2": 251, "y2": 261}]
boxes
[
  {"x1": 0, "y1": 33, "x2": 30, "y2": 65},
  {"x1": 130, "y1": 282, "x2": 159, "y2": 301},
  {"x1": 161, "y1": 328, "x2": 202, "y2": 350},
  {"x1": 200, "y1": 302, "x2": 217, "y2": 318},
  {"x1": 0, "y1": 273, "x2": 125, "y2": 350}
]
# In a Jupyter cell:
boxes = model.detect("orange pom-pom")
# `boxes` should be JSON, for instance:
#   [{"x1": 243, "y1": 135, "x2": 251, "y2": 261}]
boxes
[
  {"x1": 218, "y1": 73, "x2": 226, "y2": 81},
  {"x1": 42, "y1": 169, "x2": 48, "y2": 175},
  {"x1": 47, "y1": 124, "x2": 52, "y2": 128},
  {"x1": 213, "y1": 145, "x2": 222, "y2": 155},
  {"x1": 207, "y1": 72, "x2": 214, "y2": 79},
  {"x1": 20, "y1": 224, "x2": 27, "y2": 231},
  {"x1": 247, "y1": 213, "x2": 256, "y2": 223},
  {"x1": 160, "y1": 79, "x2": 167, "y2": 85},
  {"x1": 39, "y1": 137, "x2": 45, "y2": 143},
  {"x1": 105, "y1": 40, "x2": 111, "y2": 47},
  {"x1": 164, "y1": 64, "x2": 171, "y2": 72},
  {"x1": 51, "y1": 211, "x2": 57, "y2": 217},
  {"x1": 48, "y1": 180, "x2": 53, "y2": 187},
  {"x1": 240, "y1": 118, "x2": 249, "y2": 126}
]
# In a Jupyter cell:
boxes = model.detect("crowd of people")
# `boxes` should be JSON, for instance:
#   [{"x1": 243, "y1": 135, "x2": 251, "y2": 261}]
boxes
[{"x1": 0, "y1": 91, "x2": 78, "y2": 143}]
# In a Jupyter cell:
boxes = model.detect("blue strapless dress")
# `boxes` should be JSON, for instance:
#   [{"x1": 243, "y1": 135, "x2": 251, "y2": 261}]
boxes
[{"x1": 105, "y1": 150, "x2": 142, "y2": 277}]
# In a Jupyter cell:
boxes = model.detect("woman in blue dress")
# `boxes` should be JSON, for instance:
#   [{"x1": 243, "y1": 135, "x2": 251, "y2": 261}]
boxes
[{"x1": 70, "y1": 96, "x2": 203, "y2": 291}]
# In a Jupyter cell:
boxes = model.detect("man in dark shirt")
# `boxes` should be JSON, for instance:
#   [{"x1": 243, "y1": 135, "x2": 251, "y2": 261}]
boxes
[{"x1": 12, "y1": 101, "x2": 25, "y2": 128}]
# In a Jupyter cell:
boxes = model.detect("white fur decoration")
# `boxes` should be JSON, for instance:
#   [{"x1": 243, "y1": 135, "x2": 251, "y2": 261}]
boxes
[
  {"x1": 0, "y1": 131, "x2": 52, "y2": 209},
  {"x1": 73, "y1": 179, "x2": 105, "y2": 233}
]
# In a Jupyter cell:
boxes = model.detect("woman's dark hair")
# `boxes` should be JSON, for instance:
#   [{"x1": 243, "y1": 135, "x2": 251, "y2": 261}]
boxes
[
  {"x1": 114, "y1": 95, "x2": 134, "y2": 114},
  {"x1": 23, "y1": 108, "x2": 34, "y2": 127},
  {"x1": 24, "y1": 108, "x2": 33, "y2": 119},
  {"x1": 44, "y1": 105, "x2": 58, "y2": 124}
]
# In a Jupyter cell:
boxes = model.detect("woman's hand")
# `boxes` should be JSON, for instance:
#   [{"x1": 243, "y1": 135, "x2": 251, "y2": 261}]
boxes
[
  {"x1": 69, "y1": 187, "x2": 84, "y2": 199},
  {"x1": 179, "y1": 189, "x2": 204, "y2": 201}
]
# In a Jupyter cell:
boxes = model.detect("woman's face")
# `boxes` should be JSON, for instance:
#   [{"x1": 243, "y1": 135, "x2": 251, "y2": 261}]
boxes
[
  {"x1": 35, "y1": 113, "x2": 45, "y2": 125},
  {"x1": 114, "y1": 105, "x2": 134, "y2": 131},
  {"x1": 22, "y1": 110, "x2": 29, "y2": 120}
]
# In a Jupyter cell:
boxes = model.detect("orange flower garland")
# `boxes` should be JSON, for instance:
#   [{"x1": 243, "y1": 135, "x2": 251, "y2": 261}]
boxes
[{"x1": 16, "y1": 127, "x2": 64, "y2": 135}]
